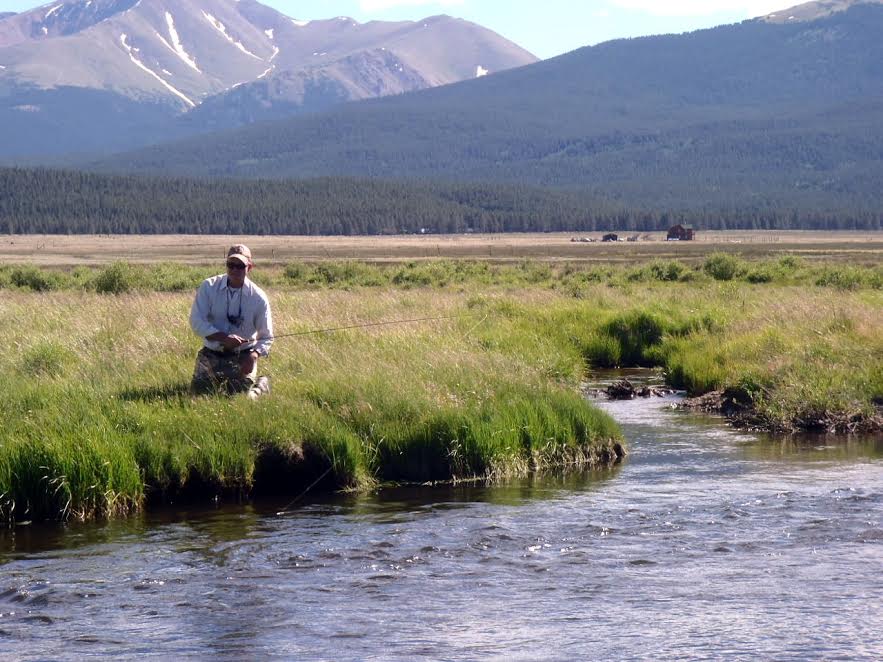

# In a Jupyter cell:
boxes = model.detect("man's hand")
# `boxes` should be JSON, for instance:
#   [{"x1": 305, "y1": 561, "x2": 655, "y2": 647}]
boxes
[
  {"x1": 239, "y1": 350, "x2": 259, "y2": 376},
  {"x1": 220, "y1": 334, "x2": 248, "y2": 350}
]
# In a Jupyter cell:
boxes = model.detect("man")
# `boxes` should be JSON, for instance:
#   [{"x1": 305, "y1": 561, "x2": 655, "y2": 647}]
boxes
[{"x1": 190, "y1": 244, "x2": 273, "y2": 398}]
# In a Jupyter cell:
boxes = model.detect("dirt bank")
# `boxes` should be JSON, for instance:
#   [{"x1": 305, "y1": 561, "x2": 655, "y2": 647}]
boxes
[{"x1": 678, "y1": 388, "x2": 883, "y2": 434}]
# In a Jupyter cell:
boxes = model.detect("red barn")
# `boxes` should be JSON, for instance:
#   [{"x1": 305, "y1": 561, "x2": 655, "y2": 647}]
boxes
[{"x1": 667, "y1": 224, "x2": 695, "y2": 241}]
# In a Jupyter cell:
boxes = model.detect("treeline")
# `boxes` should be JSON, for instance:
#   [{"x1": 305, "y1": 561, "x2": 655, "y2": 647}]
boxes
[{"x1": 2, "y1": 167, "x2": 881, "y2": 234}]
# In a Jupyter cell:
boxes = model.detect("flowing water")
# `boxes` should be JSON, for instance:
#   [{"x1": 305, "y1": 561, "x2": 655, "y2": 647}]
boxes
[{"x1": 2, "y1": 377, "x2": 882, "y2": 660}]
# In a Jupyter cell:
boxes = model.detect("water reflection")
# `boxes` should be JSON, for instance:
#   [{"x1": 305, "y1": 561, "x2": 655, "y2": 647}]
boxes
[{"x1": 744, "y1": 433, "x2": 883, "y2": 461}]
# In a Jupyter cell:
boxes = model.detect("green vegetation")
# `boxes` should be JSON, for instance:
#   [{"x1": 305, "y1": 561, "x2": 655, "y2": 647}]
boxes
[
  {"x1": 0, "y1": 285, "x2": 624, "y2": 525},
  {"x1": 2, "y1": 256, "x2": 880, "y2": 524},
  {"x1": 1, "y1": 255, "x2": 881, "y2": 293}
]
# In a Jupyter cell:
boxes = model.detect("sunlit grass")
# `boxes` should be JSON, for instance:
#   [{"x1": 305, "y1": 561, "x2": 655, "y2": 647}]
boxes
[
  {"x1": 1, "y1": 287, "x2": 625, "y2": 524},
  {"x1": 2, "y1": 257, "x2": 880, "y2": 524}
]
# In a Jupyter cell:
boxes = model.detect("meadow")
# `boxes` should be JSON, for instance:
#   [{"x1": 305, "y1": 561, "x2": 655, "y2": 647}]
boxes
[
  {"x1": 2, "y1": 230, "x2": 882, "y2": 266},
  {"x1": 1, "y1": 248, "x2": 880, "y2": 524}
]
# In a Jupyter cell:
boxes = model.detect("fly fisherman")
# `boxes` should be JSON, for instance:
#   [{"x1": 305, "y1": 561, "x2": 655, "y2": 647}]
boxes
[{"x1": 190, "y1": 244, "x2": 273, "y2": 399}]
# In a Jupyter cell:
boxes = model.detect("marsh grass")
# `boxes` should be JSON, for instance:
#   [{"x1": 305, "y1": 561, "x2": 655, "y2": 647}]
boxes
[
  {"x1": 1, "y1": 288, "x2": 625, "y2": 523},
  {"x1": 2, "y1": 258, "x2": 880, "y2": 523}
]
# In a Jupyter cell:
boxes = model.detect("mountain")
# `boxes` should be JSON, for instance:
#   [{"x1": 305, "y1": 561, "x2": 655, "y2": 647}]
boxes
[
  {"x1": 88, "y1": 2, "x2": 883, "y2": 214},
  {"x1": 0, "y1": 0, "x2": 536, "y2": 159},
  {"x1": 759, "y1": 0, "x2": 882, "y2": 22}
]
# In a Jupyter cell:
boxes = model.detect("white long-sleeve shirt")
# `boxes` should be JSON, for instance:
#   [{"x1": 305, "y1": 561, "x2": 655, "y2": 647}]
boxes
[{"x1": 189, "y1": 275, "x2": 273, "y2": 356}]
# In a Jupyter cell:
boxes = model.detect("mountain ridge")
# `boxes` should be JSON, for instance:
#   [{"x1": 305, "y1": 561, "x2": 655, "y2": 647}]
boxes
[
  {"x1": 759, "y1": 0, "x2": 883, "y2": 22},
  {"x1": 0, "y1": 0, "x2": 536, "y2": 158},
  {"x1": 85, "y1": 2, "x2": 883, "y2": 213}
]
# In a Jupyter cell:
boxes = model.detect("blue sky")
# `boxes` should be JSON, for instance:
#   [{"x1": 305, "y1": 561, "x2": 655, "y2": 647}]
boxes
[{"x1": 5, "y1": 1, "x2": 796, "y2": 58}]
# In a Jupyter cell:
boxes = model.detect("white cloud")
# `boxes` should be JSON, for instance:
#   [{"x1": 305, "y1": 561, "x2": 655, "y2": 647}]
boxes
[
  {"x1": 609, "y1": 1, "x2": 793, "y2": 18},
  {"x1": 359, "y1": 0, "x2": 465, "y2": 11}
]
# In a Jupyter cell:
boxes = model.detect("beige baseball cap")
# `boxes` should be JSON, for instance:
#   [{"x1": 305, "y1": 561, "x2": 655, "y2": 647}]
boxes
[{"x1": 226, "y1": 244, "x2": 253, "y2": 266}]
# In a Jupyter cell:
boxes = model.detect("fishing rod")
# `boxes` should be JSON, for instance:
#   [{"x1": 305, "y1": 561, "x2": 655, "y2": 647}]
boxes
[
  {"x1": 220, "y1": 311, "x2": 488, "y2": 354},
  {"x1": 265, "y1": 312, "x2": 479, "y2": 342}
]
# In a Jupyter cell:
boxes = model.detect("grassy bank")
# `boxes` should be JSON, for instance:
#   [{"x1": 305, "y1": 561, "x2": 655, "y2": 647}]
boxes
[
  {"x1": 0, "y1": 288, "x2": 624, "y2": 524},
  {"x1": 1, "y1": 256, "x2": 880, "y2": 524}
]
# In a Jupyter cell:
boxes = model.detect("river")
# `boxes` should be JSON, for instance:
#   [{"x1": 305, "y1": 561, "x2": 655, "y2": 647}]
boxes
[{"x1": 2, "y1": 382, "x2": 881, "y2": 660}]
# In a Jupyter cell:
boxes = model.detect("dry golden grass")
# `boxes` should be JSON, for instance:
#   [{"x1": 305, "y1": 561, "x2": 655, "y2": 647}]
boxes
[{"x1": 2, "y1": 231, "x2": 881, "y2": 267}]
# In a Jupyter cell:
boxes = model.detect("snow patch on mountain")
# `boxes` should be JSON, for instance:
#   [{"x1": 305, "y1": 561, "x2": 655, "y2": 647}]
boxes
[
  {"x1": 291, "y1": 19, "x2": 309, "y2": 27},
  {"x1": 202, "y1": 11, "x2": 261, "y2": 60},
  {"x1": 44, "y1": 5, "x2": 63, "y2": 19},
  {"x1": 120, "y1": 32, "x2": 194, "y2": 107},
  {"x1": 165, "y1": 12, "x2": 200, "y2": 72},
  {"x1": 264, "y1": 28, "x2": 274, "y2": 39},
  {"x1": 476, "y1": 65, "x2": 488, "y2": 77}
]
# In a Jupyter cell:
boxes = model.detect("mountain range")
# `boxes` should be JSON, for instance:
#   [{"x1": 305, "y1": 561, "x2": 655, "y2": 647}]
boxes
[
  {"x1": 81, "y1": 0, "x2": 883, "y2": 215},
  {"x1": 0, "y1": 0, "x2": 535, "y2": 158},
  {"x1": 2, "y1": 0, "x2": 882, "y2": 226}
]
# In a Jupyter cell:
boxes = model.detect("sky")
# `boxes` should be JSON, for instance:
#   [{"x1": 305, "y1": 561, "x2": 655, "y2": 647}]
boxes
[{"x1": 3, "y1": 0, "x2": 799, "y2": 59}]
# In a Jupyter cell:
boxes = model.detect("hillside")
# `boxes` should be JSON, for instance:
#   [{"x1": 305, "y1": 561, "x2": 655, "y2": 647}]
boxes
[
  {"x1": 87, "y1": 3, "x2": 883, "y2": 214},
  {"x1": 0, "y1": 0, "x2": 535, "y2": 158}
]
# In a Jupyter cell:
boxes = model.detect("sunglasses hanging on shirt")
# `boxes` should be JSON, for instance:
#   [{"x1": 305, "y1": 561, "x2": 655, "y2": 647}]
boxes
[{"x1": 227, "y1": 288, "x2": 243, "y2": 327}]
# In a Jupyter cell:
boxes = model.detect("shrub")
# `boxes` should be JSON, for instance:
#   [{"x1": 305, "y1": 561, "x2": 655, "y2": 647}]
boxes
[
  {"x1": 650, "y1": 260, "x2": 689, "y2": 282},
  {"x1": 93, "y1": 262, "x2": 139, "y2": 294},
  {"x1": 703, "y1": 253, "x2": 741, "y2": 281},
  {"x1": 777, "y1": 255, "x2": 803, "y2": 273},
  {"x1": 745, "y1": 267, "x2": 774, "y2": 283},
  {"x1": 284, "y1": 262, "x2": 306, "y2": 283},
  {"x1": 10, "y1": 265, "x2": 62, "y2": 292},
  {"x1": 815, "y1": 266, "x2": 864, "y2": 291},
  {"x1": 392, "y1": 262, "x2": 444, "y2": 287},
  {"x1": 308, "y1": 261, "x2": 387, "y2": 287},
  {"x1": 516, "y1": 261, "x2": 553, "y2": 284},
  {"x1": 146, "y1": 264, "x2": 203, "y2": 292}
]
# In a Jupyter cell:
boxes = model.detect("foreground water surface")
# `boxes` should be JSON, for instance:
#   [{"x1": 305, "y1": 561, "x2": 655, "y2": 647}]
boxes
[{"x1": 2, "y1": 383, "x2": 882, "y2": 660}]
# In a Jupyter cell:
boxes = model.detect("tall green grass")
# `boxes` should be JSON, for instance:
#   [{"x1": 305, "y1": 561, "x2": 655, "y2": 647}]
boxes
[
  {"x1": 0, "y1": 288, "x2": 624, "y2": 524},
  {"x1": 2, "y1": 261, "x2": 880, "y2": 524}
]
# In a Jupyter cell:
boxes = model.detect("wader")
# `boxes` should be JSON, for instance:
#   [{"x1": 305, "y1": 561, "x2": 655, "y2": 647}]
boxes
[{"x1": 191, "y1": 347, "x2": 270, "y2": 399}]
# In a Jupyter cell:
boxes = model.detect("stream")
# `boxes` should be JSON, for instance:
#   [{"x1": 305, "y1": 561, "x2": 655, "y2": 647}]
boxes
[{"x1": 2, "y1": 376, "x2": 881, "y2": 660}]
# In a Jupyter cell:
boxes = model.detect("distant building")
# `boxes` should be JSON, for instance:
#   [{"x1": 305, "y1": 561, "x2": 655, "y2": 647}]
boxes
[
  {"x1": 667, "y1": 224, "x2": 695, "y2": 241},
  {"x1": 602, "y1": 233, "x2": 619, "y2": 242}
]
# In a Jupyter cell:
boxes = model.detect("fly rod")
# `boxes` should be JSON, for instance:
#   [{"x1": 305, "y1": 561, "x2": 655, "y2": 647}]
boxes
[{"x1": 264, "y1": 312, "x2": 485, "y2": 342}]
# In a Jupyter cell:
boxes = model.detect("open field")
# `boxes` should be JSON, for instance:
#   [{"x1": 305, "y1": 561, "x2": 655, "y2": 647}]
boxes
[{"x1": 2, "y1": 231, "x2": 881, "y2": 266}]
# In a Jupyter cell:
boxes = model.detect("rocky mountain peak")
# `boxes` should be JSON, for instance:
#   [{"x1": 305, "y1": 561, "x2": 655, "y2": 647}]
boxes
[
  {"x1": 758, "y1": 0, "x2": 883, "y2": 23},
  {"x1": 0, "y1": 0, "x2": 536, "y2": 158}
]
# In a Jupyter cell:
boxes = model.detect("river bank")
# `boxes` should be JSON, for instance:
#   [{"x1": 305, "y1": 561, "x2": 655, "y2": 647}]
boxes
[
  {"x1": 679, "y1": 388, "x2": 883, "y2": 434},
  {"x1": 1, "y1": 257, "x2": 880, "y2": 524}
]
